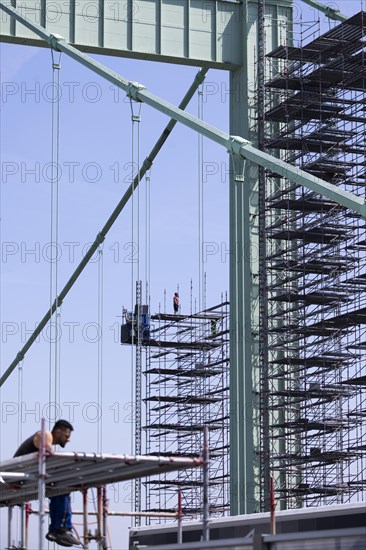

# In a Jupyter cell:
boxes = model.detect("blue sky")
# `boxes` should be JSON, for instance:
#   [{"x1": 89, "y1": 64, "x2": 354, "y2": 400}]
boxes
[{"x1": 0, "y1": 0, "x2": 364, "y2": 548}]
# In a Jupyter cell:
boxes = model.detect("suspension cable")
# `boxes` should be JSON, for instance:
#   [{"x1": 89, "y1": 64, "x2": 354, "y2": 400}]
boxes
[
  {"x1": 17, "y1": 361, "x2": 23, "y2": 447},
  {"x1": 97, "y1": 244, "x2": 104, "y2": 454},
  {"x1": 198, "y1": 84, "x2": 204, "y2": 312},
  {"x1": 16, "y1": 361, "x2": 24, "y2": 550},
  {"x1": 48, "y1": 47, "x2": 62, "y2": 425},
  {"x1": 145, "y1": 171, "x2": 151, "y2": 306}
]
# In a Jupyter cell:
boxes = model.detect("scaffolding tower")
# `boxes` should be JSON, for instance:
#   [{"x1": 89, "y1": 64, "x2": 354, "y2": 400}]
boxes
[
  {"x1": 121, "y1": 297, "x2": 230, "y2": 521},
  {"x1": 261, "y1": 12, "x2": 366, "y2": 509}
]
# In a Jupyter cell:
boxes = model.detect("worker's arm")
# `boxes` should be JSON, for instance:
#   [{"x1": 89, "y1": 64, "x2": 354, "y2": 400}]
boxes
[{"x1": 33, "y1": 430, "x2": 54, "y2": 455}]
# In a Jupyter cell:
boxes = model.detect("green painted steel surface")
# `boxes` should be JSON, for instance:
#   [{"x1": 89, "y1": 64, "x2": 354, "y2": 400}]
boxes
[
  {"x1": 0, "y1": 0, "x2": 242, "y2": 68},
  {"x1": 301, "y1": 0, "x2": 347, "y2": 21},
  {"x1": 229, "y1": 0, "x2": 293, "y2": 515}
]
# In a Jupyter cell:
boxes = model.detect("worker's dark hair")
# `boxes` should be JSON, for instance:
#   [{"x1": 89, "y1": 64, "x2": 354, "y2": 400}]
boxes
[{"x1": 52, "y1": 419, "x2": 74, "y2": 433}]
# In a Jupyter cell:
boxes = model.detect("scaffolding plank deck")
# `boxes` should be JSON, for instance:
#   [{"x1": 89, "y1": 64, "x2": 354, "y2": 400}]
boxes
[
  {"x1": 0, "y1": 452, "x2": 202, "y2": 507},
  {"x1": 124, "y1": 337, "x2": 220, "y2": 351}
]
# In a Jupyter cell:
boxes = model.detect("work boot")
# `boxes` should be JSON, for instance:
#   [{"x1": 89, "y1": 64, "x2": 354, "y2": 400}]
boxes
[
  {"x1": 63, "y1": 529, "x2": 82, "y2": 546},
  {"x1": 46, "y1": 528, "x2": 72, "y2": 547}
]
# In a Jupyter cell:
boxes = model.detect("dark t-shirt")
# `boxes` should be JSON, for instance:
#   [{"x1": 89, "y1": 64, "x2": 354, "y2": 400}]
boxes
[{"x1": 13, "y1": 433, "x2": 38, "y2": 457}]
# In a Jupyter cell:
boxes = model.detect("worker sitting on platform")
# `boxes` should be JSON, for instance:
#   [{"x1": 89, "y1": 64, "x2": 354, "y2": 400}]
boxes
[
  {"x1": 14, "y1": 419, "x2": 81, "y2": 547},
  {"x1": 173, "y1": 292, "x2": 179, "y2": 314}
]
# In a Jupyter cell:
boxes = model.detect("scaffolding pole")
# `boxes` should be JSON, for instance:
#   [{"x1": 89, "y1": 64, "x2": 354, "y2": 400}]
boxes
[
  {"x1": 135, "y1": 281, "x2": 143, "y2": 525},
  {"x1": 38, "y1": 418, "x2": 46, "y2": 550}
]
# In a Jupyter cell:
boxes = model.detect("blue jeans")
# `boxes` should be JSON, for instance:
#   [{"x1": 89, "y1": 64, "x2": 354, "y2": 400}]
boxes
[{"x1": 49, "y1": 495, "x2": 72, "y2": 531}]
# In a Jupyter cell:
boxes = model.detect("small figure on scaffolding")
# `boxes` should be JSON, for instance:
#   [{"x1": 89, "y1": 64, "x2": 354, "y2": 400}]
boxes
[
  {"x1": 14, "y1": 419, "x2": 81, "y2": 547},
  {"x1": 173, "y1": 292, "x2": 180, "y2": 314}
]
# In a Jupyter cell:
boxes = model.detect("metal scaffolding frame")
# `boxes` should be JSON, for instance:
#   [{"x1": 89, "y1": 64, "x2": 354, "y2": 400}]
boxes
[
  {"x1": 260, "y1": 11, "x2": 366, "y2": 509},
  {"x1": 121, "y1": 300, "x2": 230, "y2": 522},
  {"x1": 0, "y1": 449, "x2": 203, "y2": 549},
  {"x1": 0, "y1": 452, "x2": 203, "y2": 506}
]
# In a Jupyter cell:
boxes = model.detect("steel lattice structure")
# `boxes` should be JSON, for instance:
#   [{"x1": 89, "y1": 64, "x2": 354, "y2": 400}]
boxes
[
  {"x1": 261, "y1": 12, "x2": 366, "y2": 508},
  {"x1": 121, "y1": 300, "x2": 230, "y2": 521}
]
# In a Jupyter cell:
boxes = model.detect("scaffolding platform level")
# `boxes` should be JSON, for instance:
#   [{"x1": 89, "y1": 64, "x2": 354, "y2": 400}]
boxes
[
  {"x1": 121, "y1": 300, "x2": 230, "y2": 520},
  {"x1": 261, "y1": 10, "x2": 366, "y2": 508},
  {"x1": 0, "y1": 452, "x2": 203, "y2": 507}
]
